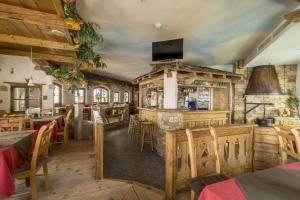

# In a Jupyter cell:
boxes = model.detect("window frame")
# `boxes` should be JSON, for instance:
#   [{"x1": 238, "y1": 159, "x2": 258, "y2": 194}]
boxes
[
  {"x1": 93, "y1": 87, "x2": 109, "y2": 103},
  {"x1": 10, "y1": 85, "x2": 42, "y2": 113},
  {"x1": 113, "y1": 92, "x2": 120, "y2": 103},
  {"x1": 53, "y1": 83, "x2": 62, "y2": 106},
  {"x1": 124, "y1": 91, "x2": 129, "y2": 103},
  {"x1": 74, "y1": 88, "x2": 86, "y2": 104}
]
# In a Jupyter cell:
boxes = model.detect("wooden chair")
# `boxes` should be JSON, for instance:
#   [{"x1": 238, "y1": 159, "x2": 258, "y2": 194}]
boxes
[
  {"x1": 274, "y1": 127, "x2": 300, "y2": 164},
  {"x1": 186, "y1": 127, "x2": 229, "y2": 200},
  {"x1": 0, "y1": 117, "x2": 24, "y2": 131},
  {"x1": 23, "y1": 115, "x2": 34, "y2": 130},
  {"x1": 128, "y1": 115, "x2": 137, "y2": 140},
  {"x1": 40, "y1": 109, "x2": 53, "y2": 117},
  {"x1": 46, "y1": 120, "x2": 57, "y2": 154},
  {"x1": 56, "y1": 110, "x2": 72, "y2": 149},
  {"x1": 13, "y1": 124, "x2": 53, "y2": 200}
]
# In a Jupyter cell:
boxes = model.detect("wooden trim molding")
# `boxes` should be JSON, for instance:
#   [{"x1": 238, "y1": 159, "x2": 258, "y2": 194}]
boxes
[
  {"x1": 4, "y1": 82, "x2": 46, "y2": 86},
  {"x1": 0, "y1": 34, "x2": 76, "y2": 50},
  {"x1": 0, "y1": 49, "x2": 78, "y2": 64}
]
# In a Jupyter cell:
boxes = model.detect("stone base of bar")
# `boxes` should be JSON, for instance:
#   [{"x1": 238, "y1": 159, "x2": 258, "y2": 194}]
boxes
[{"x1": 139, "y1": 108, "x2": 230, "y2": 156}]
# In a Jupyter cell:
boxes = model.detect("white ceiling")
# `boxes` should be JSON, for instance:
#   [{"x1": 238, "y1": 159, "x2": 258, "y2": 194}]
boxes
[
  {"x1": 77, "y1": 0, "x2": 298, "y2": 81},
  {"x1": 246, "y1": 22, "x2": 300, "y2": 67}
]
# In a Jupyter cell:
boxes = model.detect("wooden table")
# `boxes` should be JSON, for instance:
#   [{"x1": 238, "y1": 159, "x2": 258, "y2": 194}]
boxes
[
  {"x1": 0, "y1": 130, "x2": 37, "y2": 198},
  {"x1": 33, "y1": 115, "x2": 64, "y2": 137},
  {"x1": 199, "y1": 162, "x2": 300, "y2": 200}
]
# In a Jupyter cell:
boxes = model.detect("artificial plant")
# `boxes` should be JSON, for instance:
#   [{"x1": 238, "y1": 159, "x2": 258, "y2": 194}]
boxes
[
  {"x1": 48, "y1": 0, "x2": 106, "y2": 93},
  {"x1": 285, "y1": 89, "x2": 300, "y2": 117}
]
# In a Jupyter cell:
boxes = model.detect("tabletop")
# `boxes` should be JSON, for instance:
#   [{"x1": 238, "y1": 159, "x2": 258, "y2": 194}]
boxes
[
  {"x1": 0, "y1": 130, "x2": 34, "y2": 146},
  {"x1": 33, "y1": 115, "x2": 64, "y2": 123},
  {"x1": 199, "y1": 162, "x2": 300, "y2": 200},
  {"x1": 0, "y1": 130, "x2": 37, "y2": 198}
]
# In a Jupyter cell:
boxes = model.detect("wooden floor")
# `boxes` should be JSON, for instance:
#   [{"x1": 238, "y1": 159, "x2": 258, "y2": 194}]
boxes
[{"x1": 8, "y1": 140, "x2": 170, "y2": 200}]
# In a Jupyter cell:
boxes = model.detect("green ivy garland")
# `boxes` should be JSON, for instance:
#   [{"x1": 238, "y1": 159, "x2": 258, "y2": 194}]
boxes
[{"x1": 47, "y1": 0, "x2": 106, "y2": 93}]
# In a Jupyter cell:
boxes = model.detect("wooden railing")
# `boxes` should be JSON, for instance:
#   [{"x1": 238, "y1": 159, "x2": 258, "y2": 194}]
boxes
[
  {"x1": 165, "y1": 125, "x2": 254, "y2": 200},
  {"x1": 93, "y1": 110, "x2": 104, "y2": 180}
]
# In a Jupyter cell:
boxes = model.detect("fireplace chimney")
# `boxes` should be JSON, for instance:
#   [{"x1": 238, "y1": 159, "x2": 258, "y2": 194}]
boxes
[{"x1": 245, "y1": 65, "x2": 282, "y2": 95}]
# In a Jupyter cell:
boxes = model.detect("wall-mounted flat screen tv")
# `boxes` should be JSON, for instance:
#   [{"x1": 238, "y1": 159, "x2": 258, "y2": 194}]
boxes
[{"x1": 152, "y1": 38, "x2": 183, "y2": 61}]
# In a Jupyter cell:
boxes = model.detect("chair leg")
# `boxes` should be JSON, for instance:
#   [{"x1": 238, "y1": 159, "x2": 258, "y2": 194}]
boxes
[
  {"x1": 43, "y1": 164, "x2": 49, "y2": 191},
  {"x1": 64, "y1": 134, "x2": 68, "y2": 149},
  {"x1": 150, "y1": 126, "x2": 154, "y2": 151},
  {"x1": 191, "y1": 190, "x2": 195, "y2": 200},
  {"x1": 30, "y1": 175, "x2": 37, "y2": 200},
  {"x1": 140, "y1": 128, "x2": 144, "y2": 152}
]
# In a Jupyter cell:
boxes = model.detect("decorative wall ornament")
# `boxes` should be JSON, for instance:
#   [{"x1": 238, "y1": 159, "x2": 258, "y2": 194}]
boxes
[
  {"x1": 47, "y1": 1, "x2": 106, "y2": 94},
  {"x1": 0, "y1": 85, "x2": 8, "y2": 91}
]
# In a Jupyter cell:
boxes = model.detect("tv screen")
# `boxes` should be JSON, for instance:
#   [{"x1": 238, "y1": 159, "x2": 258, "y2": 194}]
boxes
[{"x1": 152, "y1": 38, "x2": 183, "y2": 61}]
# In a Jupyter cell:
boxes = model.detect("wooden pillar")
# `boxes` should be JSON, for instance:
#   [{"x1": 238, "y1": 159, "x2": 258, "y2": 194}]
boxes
[
  {"x1": 93, "y1": 110, "x2": 104, "y2": 180},
  {"x1": 74, "y1": 104, "x2": 83, "y2": 140},
  {"x1": 165, "y1": 131, "x2": 177, "y2": 200},
  {"x1": 163, "y1": 70, "x2": 178, "y2": 109}
]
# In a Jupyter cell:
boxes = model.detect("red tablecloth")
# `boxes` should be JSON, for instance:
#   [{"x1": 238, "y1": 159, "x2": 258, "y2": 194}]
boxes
[
  {"x1": 0, "y1": 130, "x2": 38, "y2": 198},
  {"x1": 199, "y1": 162, "x2": 300, "y2": 200},
  {"x1": 33, "y1": 115, "x2": 65, "y2": 138},
  {"x1": 83, "y1": 107, "x2": 92, "y2": 120}
]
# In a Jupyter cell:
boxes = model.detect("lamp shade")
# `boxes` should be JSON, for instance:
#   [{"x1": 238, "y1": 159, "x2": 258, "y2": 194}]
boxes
[
  {"x1": 27, "y1": 77, "x2": 34, "y2": 86},
  {"x1": 245, "y1": 65, "x2": 282, "y2": 95}
]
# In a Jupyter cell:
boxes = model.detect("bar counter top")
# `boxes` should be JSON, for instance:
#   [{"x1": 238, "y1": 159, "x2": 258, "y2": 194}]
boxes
[{"x1": 138, "y1": 107, "x2": 230, "y2": 114}]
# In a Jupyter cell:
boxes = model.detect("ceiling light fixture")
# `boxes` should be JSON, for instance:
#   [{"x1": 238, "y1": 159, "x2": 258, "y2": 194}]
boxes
[
  {"x1": 51, "y1": 29, "x2": 65, "y2": 36},
  {"x1": 26, "y1": 48, "x2": 35, "y2": 86},
  {"x1": 154, "y1": 22, "x2": 163, "y2": 30}
]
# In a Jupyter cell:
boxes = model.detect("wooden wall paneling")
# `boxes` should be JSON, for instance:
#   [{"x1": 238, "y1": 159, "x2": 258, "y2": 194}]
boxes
[
  {"x1": 165, "y1": 125, "x2": 255, "y2": 199},
  {"x1": 253, "y1": 127, "x2": 280, "y2": 170}
]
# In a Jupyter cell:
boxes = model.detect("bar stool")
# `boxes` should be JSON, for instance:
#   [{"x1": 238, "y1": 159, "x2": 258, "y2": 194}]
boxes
[
  {"x1": 133, "y1": 118, "x2": 143, "y2": 144},
  {"x1": 128, "y1": 115, "x2": 137, "y2": 140},
  {"x1": 140, "y1": 121, "x2": 154, "y2": 152}
]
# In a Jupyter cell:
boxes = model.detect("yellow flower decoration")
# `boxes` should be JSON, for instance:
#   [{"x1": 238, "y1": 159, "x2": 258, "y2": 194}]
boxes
[
  {"x1": 84, "y1": 62, "x2": 94, "y2": 71},
  {"x1": 64, "y1": 18, "x2": 81, "y2": 30},
  {"x1": 79, "y1": 79, "x2": 87, "y2": 87}
]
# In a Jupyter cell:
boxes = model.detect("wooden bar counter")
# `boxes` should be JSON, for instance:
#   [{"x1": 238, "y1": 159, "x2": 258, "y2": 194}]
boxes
[
  {"x1": 134, "y1": 60, "x2": 243, "y2": 156},
  {"x1": 138, "y1": 107, "x2": 230, "y2": 156}
]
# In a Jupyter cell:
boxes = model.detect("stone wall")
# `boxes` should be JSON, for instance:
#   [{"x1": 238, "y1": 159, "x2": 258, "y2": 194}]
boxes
[{"x1": 234, "y1": 65, "x2": 297, "y2": 123}]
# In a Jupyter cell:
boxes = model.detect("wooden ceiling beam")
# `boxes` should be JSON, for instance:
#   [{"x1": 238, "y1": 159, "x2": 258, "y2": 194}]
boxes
[
  {"x1": 0, "y1": 2, "x2": 75, "y2": 29},
  {"x1": 51, "y1": 0, "x2": 74, "y2": 44},
  {"x1": 0, "y1": 48, "x2": 78, "y2": 64},
  {"x1": 0, "y1": 34, "x2": 76, "y2": 50},
  {"x1": 284, "y1": 8, "x2": 300, "y2": 23}
]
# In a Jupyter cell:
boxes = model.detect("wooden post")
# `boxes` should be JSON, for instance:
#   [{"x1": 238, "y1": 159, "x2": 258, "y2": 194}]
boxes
[
  {"x1": 93, "y1": 110, "x2": 104, "y2": 180},
  {"x1": 165, "y1": 131, "x2": 177, "y2": 200},
  {"x1": 94, "y1": 122, "x2": 104, "y2": 180}
]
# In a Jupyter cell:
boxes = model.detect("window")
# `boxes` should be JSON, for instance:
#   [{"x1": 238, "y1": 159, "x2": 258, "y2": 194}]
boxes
[
  {"x1": 93, "y1": 87, "x2": 109, "y2": 103},
  {"x1": 124, "y1": 92, "x2": 129, "y2": 103},
  {"x1": 53, "y1": 83, "x2": 62, "y2": 106},
  {"x1": 74, "y1": 88, "x2": 85, "y2": 104},
  {"x1": 113, "y1": 92, "x2": 120, "y2": 103},
  {"x1": 11, "y1": 86, "x2": 42, "y2": 112}
]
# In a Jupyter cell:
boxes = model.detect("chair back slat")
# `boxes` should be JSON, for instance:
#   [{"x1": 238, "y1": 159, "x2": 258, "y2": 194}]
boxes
[
  {"x1": 186, "y1": 127, "x2": 220, "y2": 178},
  {"x1": 31, "y1": 125, "x2": 48, "y2": 172},
  {"x1": 0, "y1": 117, "x2": 24, "y2": 131},
  {"x1": 275, "y1": 127, "x2": 300, "y2": 164},
  {"x1": 64, "y1": 110, "x2": 72, "y2": 133}
]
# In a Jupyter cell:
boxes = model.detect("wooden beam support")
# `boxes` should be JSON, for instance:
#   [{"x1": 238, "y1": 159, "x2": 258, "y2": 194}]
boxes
[
  {"x1": 0, "y1": 48, "x2": 78, "y2": 64},
  {"x1": 51, "y1": 0, "x2": 74, "y2": 44},
  {"x1": 0, "y1": 3, "x2": 74, "y2": 29},
  {"x1": 0, "y1": 34, "x2": 76, "y2": 50},
  {"x1": 284, "y1": 8, "x2": 300, "y2": 23}
]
